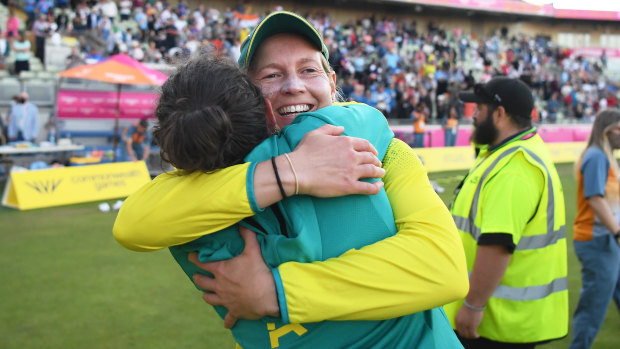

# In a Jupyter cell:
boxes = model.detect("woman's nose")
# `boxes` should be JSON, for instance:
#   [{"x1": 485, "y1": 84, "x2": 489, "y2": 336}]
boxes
[{"x1": 281, "y1": 74, "x2": 305, "y2": 94}]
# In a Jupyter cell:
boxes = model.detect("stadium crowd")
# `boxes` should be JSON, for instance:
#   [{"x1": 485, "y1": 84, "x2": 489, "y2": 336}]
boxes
[{"x1": 1, "y1": 0, "x2": 618, "y2": 125}]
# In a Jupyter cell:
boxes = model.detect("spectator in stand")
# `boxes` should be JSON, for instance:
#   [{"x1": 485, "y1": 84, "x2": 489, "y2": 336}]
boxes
[
  {"x1": 119, "y1": 0, "x2": 133, "y2": 22},
  {"x1": 145, "y1": 40, "x2": 162, "y2": 63},
  {"x1": 130, "y1": 41, "x2": 145, "y2": 61},
  {"x1": 65, "y1": 45, "x2": 84, "y2": 68},
  {"x1": 394, "y1": 90, "x2": 414, "y2": 119},
  {"x1": 36, "y1": 0, "x2": 53, "y2": 16},
  {"x1": 5, "y1": 9, "x2": 19, "y2": 39},
  {"x1": 100, "y1": 0, "x2": 118, "y2": 24},
  {"x1": 443, "y1": 105, "x2": 459, "y2": 147},
  {"x1": 12, "y1": 31, "x2": 31, "y2": 76},
  {"x1": 85, "y1": 47, "x2": 104, "y2": 63},
  {"x1": 412, "y1": 103, "x2": 427, "y2": 148},
  {"x1": 547, "y1": 91, "x2": 562, "y2": 123},
  {"x1": 134, "y1": 7, "x2": 148, "y2": 40},
  {"x1": 56, "y1": 8, "x2": 70, "y2": 34},
  {"x1": 24, "y1": 0, "x2": 36, "y2": 29},
  {"x1": 32, "y1": 14, "x2": 49, "y2": 66}
]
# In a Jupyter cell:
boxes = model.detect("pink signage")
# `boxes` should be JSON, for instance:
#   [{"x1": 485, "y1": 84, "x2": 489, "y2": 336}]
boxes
[
  {"x1": 57, "y1": 90, "x2": 159, "y2": 119},
  {"x1": 396, "y1": 0, "x2": 618, "y2": 21},
  {"x1": 566, "y1": 47, "x2": 620, "y2": 59},
  {"x1": 554, "y1": 9, "x2": 620, "y2": 21},
  {"x1": 391, "y1": 124, "x2": 592, "y2": 148}
]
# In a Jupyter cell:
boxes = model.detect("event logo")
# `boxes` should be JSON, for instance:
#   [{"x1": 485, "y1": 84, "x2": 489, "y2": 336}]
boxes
[{"x1": 25, "y1": 179, "x2": 63, "y2": 194}]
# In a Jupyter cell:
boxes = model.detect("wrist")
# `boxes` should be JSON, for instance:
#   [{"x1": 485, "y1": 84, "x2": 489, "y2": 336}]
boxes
[
  {"x1": 274, "y1": 155, "x2": 296, "y2": 198},
  {"x1": 463, "y1": 299, "x2": 486, "y2": 312}
]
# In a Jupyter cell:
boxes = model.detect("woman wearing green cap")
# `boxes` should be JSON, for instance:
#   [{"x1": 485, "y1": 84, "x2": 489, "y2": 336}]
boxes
[{"x1": 114, "y1": 11, "x2": 467, "y2": 348}]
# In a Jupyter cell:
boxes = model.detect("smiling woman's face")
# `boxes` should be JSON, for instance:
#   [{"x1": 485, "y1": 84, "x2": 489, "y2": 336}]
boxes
[{"x1": 248, "y1": 33, "x2": 336, "y2": 130}]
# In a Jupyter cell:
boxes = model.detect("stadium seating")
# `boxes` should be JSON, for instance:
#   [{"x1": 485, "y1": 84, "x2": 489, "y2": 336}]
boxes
[
  {"x1": 0, "y1": 78, "x2": 22, "y2": 106},
  {"x1": 23, "y1": 79, "x2": 56, "y2": 107}
]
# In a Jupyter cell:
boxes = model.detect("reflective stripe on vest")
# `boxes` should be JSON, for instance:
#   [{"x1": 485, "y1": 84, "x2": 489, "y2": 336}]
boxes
[
  {"x1": 466, "y1": 270, "x2": 568, "y2": 301},
  {"x1": 454, "y1": 145, "x2": 565, "y2": 251}
]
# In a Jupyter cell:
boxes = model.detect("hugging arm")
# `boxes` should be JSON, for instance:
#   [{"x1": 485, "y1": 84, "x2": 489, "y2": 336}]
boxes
[
  {"x1": 113, "y1": 125, "x2": 384, "y2": 251},
  {"x1": 195, "y1": 139, "x2": 469, "y2": 324},
  {"x1": 273, "y1": 139, "x2": 468, "y2": 322}
]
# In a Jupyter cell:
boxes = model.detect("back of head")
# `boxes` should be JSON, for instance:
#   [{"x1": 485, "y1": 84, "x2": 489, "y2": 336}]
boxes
[
  {"x1": 153, "y1": 56, "x2": 269, "y2": 173},
  {"x1": 587, "y1": 108, "x2": 620, "y2": 150}
]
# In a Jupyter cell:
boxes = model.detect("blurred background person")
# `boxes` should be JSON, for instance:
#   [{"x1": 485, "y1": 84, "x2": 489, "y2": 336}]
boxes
[
  {"x1": 443, "y1": 105, "x2": 459, "y2": 147},
  {"x1": 570, "y1": 109, "x2": 620, "y2": 349},
  {"x1": 120, "y1": 118, "x2": 151, "y2": 162},
  {"x1": 8, "y1": 92, "x2": 39, "y2": 143},
  {"x1": 12, "y1": 30, "x2": 31, "y2": 76}
]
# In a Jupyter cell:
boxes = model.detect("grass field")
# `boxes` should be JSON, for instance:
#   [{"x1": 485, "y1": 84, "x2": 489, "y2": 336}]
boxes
[{"x1": 0, "y1": 162, "x2": 618, "y2": 348}]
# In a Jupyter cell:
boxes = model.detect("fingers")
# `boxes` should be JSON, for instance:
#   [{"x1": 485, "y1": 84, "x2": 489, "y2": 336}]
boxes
[
  {"x1": 223, "y1": 313, "x2": 239, "y2": 329},
  {"x1": 239, "y1": 226, "x2": 262, "y2": 257},
  {"x1": 349, "y1": 137, "x2": 378, "y2": 156},
  {"x1": 351, "y1": 180, "x2": 384, "y2": 195},
  {"x1": 355, "y1": 152, "x2": 384, "y2": 174},
  {"x1": 202, "y1": 291, "x2": 222, "y2": 306},
  {"x1": 188, "y1": 252, "x2": 215, "y2": 274},
  {"x1": 193, "y1": 273, "x2": 216, "y2": 292}
]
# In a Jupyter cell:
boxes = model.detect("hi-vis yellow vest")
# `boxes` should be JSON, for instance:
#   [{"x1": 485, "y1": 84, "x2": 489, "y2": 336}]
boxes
[{"x1": 444, "y1": 129, "x2": 568, "y2": 343}]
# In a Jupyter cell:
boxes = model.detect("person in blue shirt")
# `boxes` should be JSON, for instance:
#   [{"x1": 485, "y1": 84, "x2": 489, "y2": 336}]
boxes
[
  {"x1": 8, "y1": 92, "x2": 39, "y2": 143},
  {"x1": 120, "y1": 118, "x2": 151, "y2": 162}
]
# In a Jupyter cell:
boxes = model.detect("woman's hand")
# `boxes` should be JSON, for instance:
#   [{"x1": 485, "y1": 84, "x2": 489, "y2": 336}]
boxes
[
  {"x1": 190, "y1": 226, "x2": 279, "y2": 329},
  {"x1": 289, "y1": 124, "x2": 386, "y2": 197}
]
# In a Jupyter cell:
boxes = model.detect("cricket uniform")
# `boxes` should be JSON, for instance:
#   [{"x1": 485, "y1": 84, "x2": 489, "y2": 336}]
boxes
[
  {"x1": 114, "y1": 103, "x2": 467, "y2": 347},
  {"x1": 168, "y1": 103, "x2": 460, "y2": 348}
]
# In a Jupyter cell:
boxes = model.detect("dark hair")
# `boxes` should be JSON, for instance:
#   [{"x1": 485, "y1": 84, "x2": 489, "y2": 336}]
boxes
[{"x1": 153, "y1": 56, "x2": 269, "y2": 173}]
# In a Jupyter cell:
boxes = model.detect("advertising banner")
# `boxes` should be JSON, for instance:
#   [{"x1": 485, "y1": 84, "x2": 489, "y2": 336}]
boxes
[
  {"x1": 415, "y1": 142, "x2": 586, "y2": 173},
  {"x1": 2, "y1": 161, "x2": 151, "y2": 210},
  {"x1": 56, "y1": 90, "x2": 159, "y2": 119}
]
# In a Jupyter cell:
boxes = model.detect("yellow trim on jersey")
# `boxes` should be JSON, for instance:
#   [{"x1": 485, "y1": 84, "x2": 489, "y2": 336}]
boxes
[{"x1": 113, "y1": 163, "x2": 253, "y2": 251}]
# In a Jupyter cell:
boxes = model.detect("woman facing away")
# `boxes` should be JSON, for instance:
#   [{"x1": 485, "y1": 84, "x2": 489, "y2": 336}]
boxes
[
  {"x1": 114, "y1": 10, "x2": 468, "y2": 347},
  {"x1": 150, "y1": 53, "x2": 461, "y2": 348}
]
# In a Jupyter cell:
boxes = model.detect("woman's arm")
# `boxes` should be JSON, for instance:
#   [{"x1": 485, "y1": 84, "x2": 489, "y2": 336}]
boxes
[
  {"x1": 193, "y1": 139, "x2": 469, "y2": 324},
  {"x1": 113, "y1": 125, "x2": 384, "y2": 251},
  {"x1": 274, "y1": 139, "x2": 468, "y2": 322},
  {"x1": 587, "y1": 196, "x2": 620, "y2": 234}
]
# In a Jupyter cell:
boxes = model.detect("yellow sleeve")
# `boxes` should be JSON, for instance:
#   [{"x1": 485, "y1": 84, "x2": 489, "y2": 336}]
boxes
[
  {"x1": 276, "y1": 139, "x2": 469, "y2": 323},
  {"x1": 113, "y1": 163, "x2": 255, "y2": 251}
]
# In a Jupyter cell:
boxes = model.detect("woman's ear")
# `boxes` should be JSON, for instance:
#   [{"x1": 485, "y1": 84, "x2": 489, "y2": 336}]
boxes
[
  {"x1": 330, "y1": 71, "x2": 337, "y2": 102},
  {"x1": 264, "y1": 98, "x2": 278, "y2": 133}
]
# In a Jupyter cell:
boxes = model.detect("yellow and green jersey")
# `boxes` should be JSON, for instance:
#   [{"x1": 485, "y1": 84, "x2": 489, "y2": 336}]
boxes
[{"x1": 169, "y1": 103, "x2": 461, "y2": 348}]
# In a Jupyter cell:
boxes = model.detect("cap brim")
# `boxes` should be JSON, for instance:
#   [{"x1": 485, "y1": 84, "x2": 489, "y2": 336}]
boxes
[
  {"x1": 239, "y1": 11, "x2": 328, "y2": 70},
  {"x1": 459, "y1": 91, "x2": 485, "y2": 103}
]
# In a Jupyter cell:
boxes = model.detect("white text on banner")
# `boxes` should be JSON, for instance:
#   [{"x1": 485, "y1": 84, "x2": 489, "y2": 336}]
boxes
[{"x1": 2, "y1": 161, "x2": 151, "y2": 210}]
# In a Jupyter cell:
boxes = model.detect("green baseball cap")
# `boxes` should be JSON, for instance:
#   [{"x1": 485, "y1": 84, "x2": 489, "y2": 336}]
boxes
[{"x1": 238, "y1": 11, "x2": 329, "y2": 71}]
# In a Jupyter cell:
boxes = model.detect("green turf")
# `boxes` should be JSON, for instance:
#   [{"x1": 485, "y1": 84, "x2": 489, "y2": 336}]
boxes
[
  {"x1": 0, "y1": 162, "x2": 618, "y2": 348},
  {"x1": 0, "y1": 198, "x2": 234, "y2": 349}
]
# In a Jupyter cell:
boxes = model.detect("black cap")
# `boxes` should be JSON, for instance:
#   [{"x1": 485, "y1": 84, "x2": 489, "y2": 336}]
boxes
[{"x1": 459, "y1": 77, "x2": 533, "y2": 121}]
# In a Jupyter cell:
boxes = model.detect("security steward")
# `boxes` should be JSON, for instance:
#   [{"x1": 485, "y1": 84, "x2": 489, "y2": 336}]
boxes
[{"x1": 443, "y1": 77, "x2": 568, "y2": 348}]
